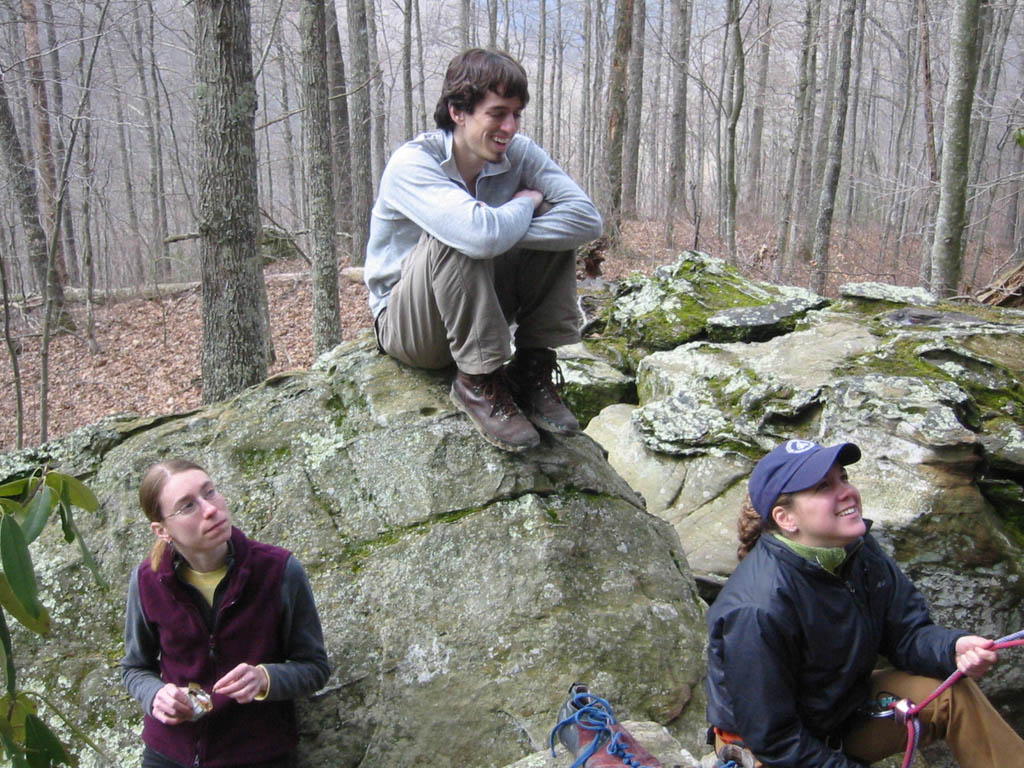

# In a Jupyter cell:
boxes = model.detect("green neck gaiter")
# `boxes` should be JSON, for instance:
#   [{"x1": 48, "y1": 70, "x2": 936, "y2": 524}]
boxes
[{"x1": 772, "y1": 533, "x2": 848, "y2": 574}]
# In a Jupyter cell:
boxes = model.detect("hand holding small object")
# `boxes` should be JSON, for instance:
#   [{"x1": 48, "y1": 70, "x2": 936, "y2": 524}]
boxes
[
  {"x1": 152, "y1": 683, "x2": 193, "y2": 725},
  {"x1": 212, "y1": 663, "x2": 269, "y2": 704}
]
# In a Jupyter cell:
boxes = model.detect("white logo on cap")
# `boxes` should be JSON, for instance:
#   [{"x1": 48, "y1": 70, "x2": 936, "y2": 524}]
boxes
[{"x1": 785, "y1": 439, "x2": 816, "y2": 454}]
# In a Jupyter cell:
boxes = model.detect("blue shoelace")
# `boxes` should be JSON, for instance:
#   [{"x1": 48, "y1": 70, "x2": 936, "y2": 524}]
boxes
[{"x1": 549, "y1": 691, "x2": 658, "y2": 768}]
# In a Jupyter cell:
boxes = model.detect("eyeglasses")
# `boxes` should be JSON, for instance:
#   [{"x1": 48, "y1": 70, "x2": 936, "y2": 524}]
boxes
[{"x1": 165, "y1": 485, "x2": 221, "y2": 519}]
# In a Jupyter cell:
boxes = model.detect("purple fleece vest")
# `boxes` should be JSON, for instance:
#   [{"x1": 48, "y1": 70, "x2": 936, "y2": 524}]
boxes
[{"x1": 137, "y1": 527, "x2": 296, "y2": 767}]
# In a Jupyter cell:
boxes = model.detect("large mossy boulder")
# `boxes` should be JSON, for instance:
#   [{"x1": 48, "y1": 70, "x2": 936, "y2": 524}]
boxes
[
  {"x1": 586, "y1": 269, "x2": 1024, "y2": 728},
  {"x1": 6, "y1": 340, "x2": 708, "y2": 768},
  {"x1": 583, "y1": 251, "x2": 826, "y2": 371}
]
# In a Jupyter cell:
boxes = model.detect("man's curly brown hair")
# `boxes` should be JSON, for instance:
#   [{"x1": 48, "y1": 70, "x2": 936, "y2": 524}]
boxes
[{"x1": 434, "y1": 48, "x2": 530, "y2": 131}]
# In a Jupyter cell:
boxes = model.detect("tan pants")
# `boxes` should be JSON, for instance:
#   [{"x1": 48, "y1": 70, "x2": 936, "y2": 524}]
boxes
[
  {"x1": 376, "y1": 233, "x2": 580, "y2": 375},
  {"x1": 715, "y1": 669, "x2": 1022, "y2": 767},
  {"x1": 843, "y1": 669, "x2": 1023, "y2": 766}
]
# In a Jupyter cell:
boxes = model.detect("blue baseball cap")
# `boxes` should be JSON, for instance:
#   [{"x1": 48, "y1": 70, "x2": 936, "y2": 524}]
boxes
[{"x1": 749, "y1": 439, "x2": 861, "y2": 520}]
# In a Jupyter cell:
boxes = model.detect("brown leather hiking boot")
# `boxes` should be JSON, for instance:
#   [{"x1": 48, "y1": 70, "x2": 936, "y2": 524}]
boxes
[
  {"x1": 508, "y1": 348, "x2": 580, "y2": 434},
  {"x1": 450, "y1": 369, "x2": 540, "y2": 452}
]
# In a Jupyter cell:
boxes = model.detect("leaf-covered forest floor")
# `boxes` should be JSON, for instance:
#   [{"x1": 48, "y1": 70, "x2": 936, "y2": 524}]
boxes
[{"x1": 0, "y1": 218, "x2": 1010, "y2": 453}]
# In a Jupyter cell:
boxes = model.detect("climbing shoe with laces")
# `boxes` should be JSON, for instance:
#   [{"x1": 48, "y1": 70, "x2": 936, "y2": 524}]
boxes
[{"x1": 549, "y1": 682, "x2": 663, "y2": 768}]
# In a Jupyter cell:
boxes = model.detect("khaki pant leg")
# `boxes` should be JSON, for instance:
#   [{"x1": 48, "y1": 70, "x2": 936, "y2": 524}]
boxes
[
  {"x1": 378, "y1": 233, "x2": 512, "y2": 374},
  {"x1": 842, "y1": 668, "x2": 1024, "y2": 766},
  {"x1": 493, "y1": 247, "x2": 581, "y2": 351},
  {"x1": 933, "y1": 675, "x2": 1024, "y2": 766}
]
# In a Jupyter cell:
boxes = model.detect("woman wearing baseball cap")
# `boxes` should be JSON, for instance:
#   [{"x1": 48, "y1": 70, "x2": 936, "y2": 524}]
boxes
[{"x1": 704, "y1": 439, "x2": 1022, "y2": 767}]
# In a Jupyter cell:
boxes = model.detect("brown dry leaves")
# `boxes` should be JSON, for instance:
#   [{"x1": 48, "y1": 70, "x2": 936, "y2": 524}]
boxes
[{"x1": 0, "y1": 262, "x2": 373, "y2": 453}]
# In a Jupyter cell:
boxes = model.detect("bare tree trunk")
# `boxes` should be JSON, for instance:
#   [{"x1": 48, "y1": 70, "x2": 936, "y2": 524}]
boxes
[
  {"x1": 641, "y1": 0, "x2": 660, "y2": 215},
  {"x1": 774, "y1": 0, "x2": 816, "y2": 279},
  {"x1": 664, "y1": 0, "x2": 691, "y2": 248},
  {"x1": 501, "y1": 0, "x2": 511, "y2": 48},
  {"x1": 21, "y1": 0, "x2": 70, "y2": 295},
  {"x1": 550, "y1": 3, "x2": 564, "y2": 160},
  {"x1": 301, "y1": 0, "x2": 341, "y2": 356},
  {"x1": 460, "y1": 0, "x2": 471, "y2": 48},
  {"x1": 589, "y1": 0, "x2": 609, "y2": 193},
  {"x1": 790, "y1": 0, "x2": 821, "y2": 264},
  {"x1": 605, "y1": 0, "x2": 634, "y2": 235},
  {"x1": 259, "y1": 58, "x2": 274, "y2": 212},
  {"x1": 880, "y1": 24, "x2": 917, "y2": 279},
  {"x1": 930, "y1": 0, "x2": 983, "y2": 296},
  {"x1": 146, "y1": 0, "x2": 171, "y2": 281},
  {"x1": 746, "y1": 0, "x2": 771, "y2": 213},
  {"x1": 536, "y1": 0, "x2": 546, "y2": 146},
  {"x1": 621, "y1": 0, "x2": 645, "y2": 219},
  {"x1": 723, "y1": 0, "x2": 744, "y2": 265},
  {"x1": 487, "y1": 0, "x2": 497, "y2": 47},
  {"x1": 714, "y1": 32, "x2": 726, "y2": 238},
  {"x1": 802, "y1": 13, "x2": 837, "y2": 254},
  {"x1": 841, "y1": 0, "x2": 867, "y2": 239},
  {"x1": 0, "y1": 249, "x2": 24, "y2": 448},
  {"x1": 77, "y1": 7, "x2": 99, "y2": 352},
  {"x1": 106, "y1": 51, "x2": 145, "y2": 286},
  {"x1": 912, "y1": 0, "x2": 940, "y2": 286},
  {"x1": 0, "y1": 69, "x2": 67, "y2": 316},
  {"x1": 0, "y1": 214, "x2": 22, "y2": 300},
  {"x1": 964, "y1": 0, "x2": 1012, "y2": 271},
  {"x1": 1008, "y1": 115, "x2": 1024, "y2": 256},
  {"x1": 582, "y1": 0, "x2": 593, "y2": 187},
  {"x1": 414, "y1": 0, "x2": 428, "y2": 132},
  {"x1": 82, "y1": 117, "x2": 97, "y2": 349},
  {"x1": 857, "y1": 29, "x2": 880, "y2": 227},
  {"x1": 347, "y1": 0, "x2": 374, "y2": 265},
  {"x1": 919, "y1": 0, "x2": 940, "y2": 187},
  {"x1": 401, "y1": 0, "x2": 414, "y2": 140},
  {"x1": 193, "y1": 0, "x2": 270, "y2": 403},
  {"x1": 326, "y1": 0, "x2": 353, "y2": 252},
  {"x1": 365, "y1": 0, "x2": 386, "y2": 188},
  {"x1": 42, "y1": 0, "x2": 79, "y2": 285},
  {"x1": 809, "y1": 0, "x2": 857, "y2": 295},
  {"x1": 276, "y1": 53, "x2": 301, "y2": 227},
  {"x1": 125, "y1": 1, "x2": 168, "y2": 282},
  {"x1": 647, "y1": 0, "x2": 666, "y2": 217}
]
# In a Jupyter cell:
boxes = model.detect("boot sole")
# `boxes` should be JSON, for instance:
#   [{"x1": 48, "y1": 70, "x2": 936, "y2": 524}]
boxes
[{"x1": 450, "y1": 390, "x2": 539, "y2": 453}]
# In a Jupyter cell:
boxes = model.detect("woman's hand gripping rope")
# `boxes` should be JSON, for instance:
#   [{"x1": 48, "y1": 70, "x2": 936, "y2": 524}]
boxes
[{"x1": 887, "y1": 629, "x2": 1024, "y2": 768}]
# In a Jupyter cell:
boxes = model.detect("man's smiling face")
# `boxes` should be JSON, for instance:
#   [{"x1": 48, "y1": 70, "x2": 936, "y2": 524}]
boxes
[{"x1": 450, "y1": 89, "x2": 523, "y2": 179}]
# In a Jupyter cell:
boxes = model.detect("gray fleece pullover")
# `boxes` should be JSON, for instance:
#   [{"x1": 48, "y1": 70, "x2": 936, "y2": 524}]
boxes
[{"x1": 364, "y1": 129, "x2": 602, "y2": 317}]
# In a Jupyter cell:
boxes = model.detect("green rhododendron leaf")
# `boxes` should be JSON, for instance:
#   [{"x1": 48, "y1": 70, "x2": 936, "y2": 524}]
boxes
[{"x1": 0, "y1": 516, "x2": 43, "y2": 620}]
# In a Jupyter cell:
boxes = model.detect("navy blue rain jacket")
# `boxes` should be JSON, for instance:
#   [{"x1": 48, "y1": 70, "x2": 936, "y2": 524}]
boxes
[{"x1": 705, "y1": 526, "x2": 965, "y2": 767}]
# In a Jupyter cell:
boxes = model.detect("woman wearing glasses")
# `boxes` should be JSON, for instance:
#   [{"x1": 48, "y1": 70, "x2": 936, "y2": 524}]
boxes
[{"x1": 121, "y1": 459, "x2": 330, "y2": 768}]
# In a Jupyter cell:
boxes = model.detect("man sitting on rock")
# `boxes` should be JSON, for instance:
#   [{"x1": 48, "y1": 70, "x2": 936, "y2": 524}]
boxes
[{"x1": 364, "y1": 48, "x2": 603, "y2": 452}]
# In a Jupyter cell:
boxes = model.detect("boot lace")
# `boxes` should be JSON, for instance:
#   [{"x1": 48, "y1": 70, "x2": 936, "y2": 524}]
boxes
[
  {"x1": 512, "y1": 354, "x2": 566, "y2": 406},
  {"x1": 549, "y1": 691, "x2": 658, "y2": 768},
  {"x1": 476, "y1": 369, "x2": 522, "y2": 421}
]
